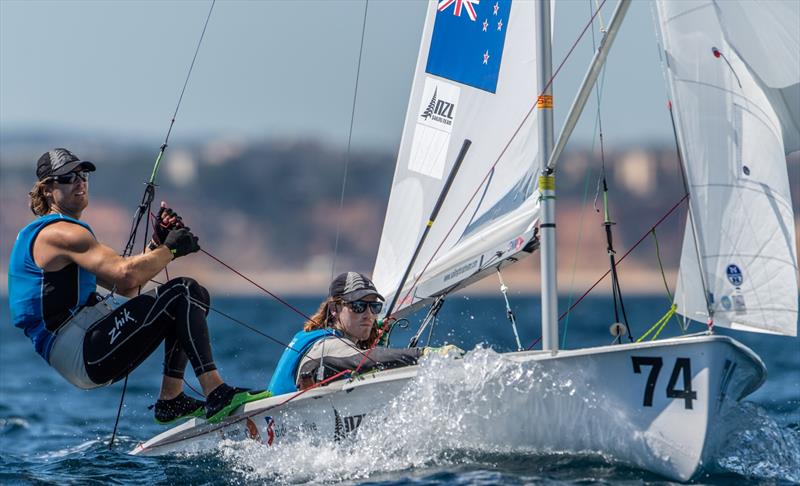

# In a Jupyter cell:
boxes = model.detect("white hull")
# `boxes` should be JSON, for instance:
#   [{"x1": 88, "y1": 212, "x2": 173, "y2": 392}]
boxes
[{"x1": 131, "y1": 334, "x2": 765, "y2": 481}]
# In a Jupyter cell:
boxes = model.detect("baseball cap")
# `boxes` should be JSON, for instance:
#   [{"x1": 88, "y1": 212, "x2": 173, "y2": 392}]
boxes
[
  {"x1": 37, "y1": 148, "x2": 96, "y2": 181},
  {"x1": 329, "y1": 272, "x2": 385, "y2": 302}
]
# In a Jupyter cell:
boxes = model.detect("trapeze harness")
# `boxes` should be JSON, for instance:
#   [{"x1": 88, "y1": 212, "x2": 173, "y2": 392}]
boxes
[{"x1": 9, "y1": 214, "x2": 217, "y2": 389}]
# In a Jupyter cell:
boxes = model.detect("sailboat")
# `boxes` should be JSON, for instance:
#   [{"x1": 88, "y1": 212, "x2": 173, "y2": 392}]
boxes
[{"x1": 130, "y1": 0, "x2": 798, "y2": 481}]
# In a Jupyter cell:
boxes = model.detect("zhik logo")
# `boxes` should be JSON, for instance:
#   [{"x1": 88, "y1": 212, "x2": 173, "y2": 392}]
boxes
[{"x1": 108, "y1": 308, "x2": 136, "y2": 345}]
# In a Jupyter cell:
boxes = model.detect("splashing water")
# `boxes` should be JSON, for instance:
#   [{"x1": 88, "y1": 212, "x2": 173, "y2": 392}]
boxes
[
  {"x1": 215, "y1": 347, "x2": 622, "y2": 484},
  {"x1": 191, "y1": 347, "x2": 800, "y2": 484},
  {"x1": 713, "y1": 402, "x2": 800, "y2": 483}
]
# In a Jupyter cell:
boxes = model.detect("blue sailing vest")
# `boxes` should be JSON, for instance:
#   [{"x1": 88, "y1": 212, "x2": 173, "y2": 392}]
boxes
[
  {"x1": 267, "y1": 329, "x2": 341, "y2": 395},
  {"x1": 8, "y1": 214, "x2": 97, "y2": 361}
]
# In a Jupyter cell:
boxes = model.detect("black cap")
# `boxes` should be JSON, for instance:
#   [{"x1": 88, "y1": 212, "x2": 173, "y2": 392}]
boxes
[
  {"x1": 37, "y1": 148, "x2": 96, "y2": 181},
  {"x1": 329, "y1": 272, "x2": 384, "y2": 302}
]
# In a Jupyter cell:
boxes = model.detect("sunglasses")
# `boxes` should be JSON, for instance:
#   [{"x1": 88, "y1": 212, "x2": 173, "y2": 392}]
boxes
[
  {"x1": 50, "y1": 171, "x2": 89, "y2": 185},
  {"x1": 345, "y1": 300, "x2": 383, "y2": 314}
]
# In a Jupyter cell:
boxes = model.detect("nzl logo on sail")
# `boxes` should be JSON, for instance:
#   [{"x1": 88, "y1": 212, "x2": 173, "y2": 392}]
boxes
[
  {"x1": 421, "y1": 87, "x2": 456, "y2": 126},
  {"x1": 418, "y1": 78, "x2": 460, "y2": 133}
]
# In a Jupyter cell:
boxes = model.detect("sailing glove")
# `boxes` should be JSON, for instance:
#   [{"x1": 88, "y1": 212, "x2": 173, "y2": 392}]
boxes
[
  {"x1": 164, "y1": 227, "x2": 200, "y2": 259},
  {"x1": 152, "y1": 204, "x2": 185, "y2": 245}
]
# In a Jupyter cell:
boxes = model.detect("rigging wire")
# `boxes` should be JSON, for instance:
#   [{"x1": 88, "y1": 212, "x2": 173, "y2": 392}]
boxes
[
  {"x1": 108, "y1": 0, "x2": 216, "y2": 449},
  {"x1": 392, "y1": 0, "x2": 609, "y2": 313},
  {"x1": 200, "y1": 249, "x2": 312, "y2": 322},
  {"x1": 330, "y1": 0, "x2": 370, "y2": 280},
  {"x1": 497, "y1": 269, "x2": 523, "y2": 351},
  {"x1": 562, "y1": 0, "x2": 608, "y2": 349},
  {"x1": 528, "y1": 194, "x2": 689, "y2": 350},
  {"x1": 649, "y1": 0, "x2": 710, "y2": 329},
  {"x1": 559, "y1": 195, "x2": 688, "y2": 323},
  {"x1": 667, "y1": 100, "x2": 712, "y2": 327},
  {"x1": 191, "y1": 250, "x2": 382, "y2": 366},
  {"x1": 584, "y1": 0, "x2": 633, "y2": 343}
]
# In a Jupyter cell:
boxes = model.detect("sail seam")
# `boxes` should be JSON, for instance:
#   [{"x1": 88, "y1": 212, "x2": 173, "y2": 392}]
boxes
[
  {"x1": 699, "y1": 254, "x2": 797, "y2": 267},
  {"x1": 663, "y1": 3, "x2": 709, "y2": 23},
  {"x1": 673, "y1": 79, "x2": 779, "y2": 124},
  {"x1": 688, "y1": 184, "x2": 793, "y2": 208}
]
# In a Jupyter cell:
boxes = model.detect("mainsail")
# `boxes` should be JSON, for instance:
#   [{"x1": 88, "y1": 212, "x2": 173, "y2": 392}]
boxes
[
  {"x1": 373, "y1": 0, "x2": 545, "y2": 315},
  {"x1": 656, "y1": 0, "x2": 799, "y2": 336}
]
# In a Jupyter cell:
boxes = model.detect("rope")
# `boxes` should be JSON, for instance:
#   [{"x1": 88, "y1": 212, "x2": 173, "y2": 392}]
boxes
[
  {"x1": 394, "y1": 0, "x2": 608, "y2": 311},
  {"x1": 636, "y1": 304, "x2": 676, "y2": 342},
  {"x1": 168, "y1": 274, "x2": 380, "y2": 364},
  {"x1": 652, "y1": 228, "x2": 673, "y2": 302},
  {"x1": 149, "y1": 261, "x2": 382, "y2": 366},
  {"x1": 200, "y1": 249, "x2": 313, "y2": 322},
  {"x1": 652, "y1": 228, "x2": 686, "y2": 332},
  {"x1": 562, "y1": 0, "x2": 609, "y2": 349},
  {"x1": 330, "y1": 0, "x2": 370, "y2": 280},
  {"x1": 109, "y1": 2, "x2": 217, "y2": 448},
  {"x1": 558, "y1": 194, "x2": 688, "y2": 322}
]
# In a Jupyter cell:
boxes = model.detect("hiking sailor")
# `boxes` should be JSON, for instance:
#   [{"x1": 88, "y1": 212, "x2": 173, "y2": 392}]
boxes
[
  {"x1": 268, "y1": 272, "x2": 461, "y2": 395},
  {"x1": 8, "y1": 148, "x2": 268, "y2": 424}
]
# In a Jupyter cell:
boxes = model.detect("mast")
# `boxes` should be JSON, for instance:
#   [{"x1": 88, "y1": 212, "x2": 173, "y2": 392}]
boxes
[
  {"x1": 538, "y1": 0, "x2": 632, "y2": 352},
  {"x1": 537, "y1": 0, "x2": 557, "y2": 352}
]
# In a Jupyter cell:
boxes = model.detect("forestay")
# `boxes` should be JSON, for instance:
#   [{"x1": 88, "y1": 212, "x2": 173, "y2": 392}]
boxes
[
  {"x1": 656, "y1": 0, "x2": 799, "y2": 336},
  {"x1": 373, "y1": 0, "x2": 545, "y2": 315}
]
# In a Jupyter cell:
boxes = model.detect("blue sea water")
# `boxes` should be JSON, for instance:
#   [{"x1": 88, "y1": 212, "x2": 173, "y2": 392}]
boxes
[{"x1": 1, "y1": 294, "x2": 798, "y2": 485}]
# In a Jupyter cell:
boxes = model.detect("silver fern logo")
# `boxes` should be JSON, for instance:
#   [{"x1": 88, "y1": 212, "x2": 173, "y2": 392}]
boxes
[
  {"x1": 419, "y1": 87, "x2": 455, "y2": 126},
  {"x1": 343, "y1": 272, "x2": 371, "y2": 293},
  {"x1": 49, "y1": 148, "x2": 78, "y2": 171},
  {"x1": 421, "y1": 88, "x2": 438, "y2": 120}
]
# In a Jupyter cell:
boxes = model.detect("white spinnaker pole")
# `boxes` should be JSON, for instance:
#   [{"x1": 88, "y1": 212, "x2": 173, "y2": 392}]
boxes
[{"x1": 537, "y1": 0, "x2": 557, "y2": 352}]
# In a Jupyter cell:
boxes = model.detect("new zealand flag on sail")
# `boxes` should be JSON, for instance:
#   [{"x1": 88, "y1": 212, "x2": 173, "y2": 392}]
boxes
[{"x1": 426, "y1": 0, "x2": 512, "y2": 93}]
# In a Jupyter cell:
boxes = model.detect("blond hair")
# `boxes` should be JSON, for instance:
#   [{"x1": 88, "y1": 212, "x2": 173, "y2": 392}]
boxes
[{"x1": 29, "y1": 180, "x2": 52, "y2": 216}]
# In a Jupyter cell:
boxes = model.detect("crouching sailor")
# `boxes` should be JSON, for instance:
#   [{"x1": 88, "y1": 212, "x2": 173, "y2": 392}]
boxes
[
  {"x1": 268, "y1": 272, "x2": 427, "y2": 395},
  {"x1": 8, "y1": 148, "x2": 269, "y2": 425}
]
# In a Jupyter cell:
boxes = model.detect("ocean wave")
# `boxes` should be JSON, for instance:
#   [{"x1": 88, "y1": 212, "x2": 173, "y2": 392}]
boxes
[
  {"x1": 713, "y1": 401, "x2": 800, "y2": 483},
  {"x1": 0, "y1": 416, "x2": 30, "y2": 434}
]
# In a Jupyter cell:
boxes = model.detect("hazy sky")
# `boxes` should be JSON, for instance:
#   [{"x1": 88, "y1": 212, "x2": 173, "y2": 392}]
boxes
[{"x1": 1, "y1": 0, "x2": 675, "y2": 151}]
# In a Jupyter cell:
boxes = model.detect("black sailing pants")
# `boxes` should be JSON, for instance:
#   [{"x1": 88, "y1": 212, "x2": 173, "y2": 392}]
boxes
[{"x1": 83, "y1": 277, "x2": 217, "y2": 385}]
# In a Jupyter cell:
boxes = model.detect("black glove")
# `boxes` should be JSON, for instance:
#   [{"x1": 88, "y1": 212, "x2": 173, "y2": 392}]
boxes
[
  {"x1": 152, "y1": 205, "x2": 185, "y2": 244},
  {"x1": 163, "y1": 227, "x2": 200, "y2": 259}
]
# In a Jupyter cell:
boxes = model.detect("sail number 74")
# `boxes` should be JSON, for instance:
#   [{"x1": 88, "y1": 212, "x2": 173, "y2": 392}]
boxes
[{"x1": 631, "y1": 356, "x2": 697, "y2": 409}]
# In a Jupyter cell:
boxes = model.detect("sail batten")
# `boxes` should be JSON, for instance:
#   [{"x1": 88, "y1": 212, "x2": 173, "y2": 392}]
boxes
[
  {"x1": 656, "y1": 0, "x2": 799, "y2": 337},
  {"x1": 373, "y1": 0, "x2": 544, "y2": 314}
]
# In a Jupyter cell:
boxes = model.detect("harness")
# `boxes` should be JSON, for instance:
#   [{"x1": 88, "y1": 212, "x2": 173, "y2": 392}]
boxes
[{"x1": 8, "y1": 214, "x2": 97, "y2": 361}]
